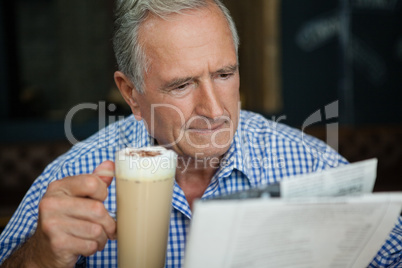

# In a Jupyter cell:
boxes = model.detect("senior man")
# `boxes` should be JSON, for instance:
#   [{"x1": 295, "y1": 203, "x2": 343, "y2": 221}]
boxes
[{"x1": 1, "y1": 0, "x2": 401, "y2": 267}]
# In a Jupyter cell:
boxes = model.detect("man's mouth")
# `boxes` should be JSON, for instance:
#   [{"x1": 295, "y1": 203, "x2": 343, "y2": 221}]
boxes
[{"x1": 187, "y1": 121, "x2": 226, "y2": 133}]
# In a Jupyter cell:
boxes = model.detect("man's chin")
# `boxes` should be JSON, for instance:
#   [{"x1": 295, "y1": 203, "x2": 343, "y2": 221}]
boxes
[{"x1": 178, "y1": 143, "x2": 232, "y2": 159}]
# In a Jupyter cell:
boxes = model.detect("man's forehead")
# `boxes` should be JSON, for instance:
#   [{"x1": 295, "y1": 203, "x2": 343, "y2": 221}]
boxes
[{"x1": 140, "y1": 6, "x2": 233, "y2": 59}]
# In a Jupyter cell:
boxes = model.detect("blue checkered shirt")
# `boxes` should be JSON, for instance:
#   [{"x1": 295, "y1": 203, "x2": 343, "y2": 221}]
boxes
[{"x1": 1, "y1": 110, "x2": 401, "y2": 267}]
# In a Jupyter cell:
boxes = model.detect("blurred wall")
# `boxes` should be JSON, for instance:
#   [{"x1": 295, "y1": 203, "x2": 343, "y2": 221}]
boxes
[
  {"x1": 1, "y1": 0, "x2": 401, "y2": 133},
  {"x1": 280, "y1": 0, "x2": 402, "y2": 126},
  {"x1": 224, "y1": 0, "x2": 402, "y2": 126},
  {"x1": 0, "y1": 0, "x2": 116, "y2": 123}
]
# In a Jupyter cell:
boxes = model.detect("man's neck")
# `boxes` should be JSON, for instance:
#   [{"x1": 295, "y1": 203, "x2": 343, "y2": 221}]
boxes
[{"x1": 175, "y1": 156, "x2": 222, "y2": 210}]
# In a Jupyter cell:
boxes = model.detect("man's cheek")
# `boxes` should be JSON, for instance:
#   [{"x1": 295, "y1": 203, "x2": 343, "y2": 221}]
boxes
[{"x1": 149, "y1": 104, "x2": 184, "y2": 136}]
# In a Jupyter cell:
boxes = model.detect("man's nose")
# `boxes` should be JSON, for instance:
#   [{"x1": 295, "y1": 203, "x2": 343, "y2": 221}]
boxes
[{"x1": 195, "y1": 79, "x2": 224, "y2": 119}]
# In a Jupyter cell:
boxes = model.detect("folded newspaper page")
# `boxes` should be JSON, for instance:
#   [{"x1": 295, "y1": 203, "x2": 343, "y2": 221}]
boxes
[
  {"x1": 213, "y1": 158, "x2": 377, "y2": 200},
  {"x1": 281, "y1": 158, "x2": 378, "y2": 198},
  {"x1": 185, "y1": 159, "x2": 402, "y2": 268}
]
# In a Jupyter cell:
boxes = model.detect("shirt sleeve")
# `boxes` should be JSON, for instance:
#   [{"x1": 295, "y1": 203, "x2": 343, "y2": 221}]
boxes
[{"x1": 369, "y1": 216, "x2": 402, "y2": 267}]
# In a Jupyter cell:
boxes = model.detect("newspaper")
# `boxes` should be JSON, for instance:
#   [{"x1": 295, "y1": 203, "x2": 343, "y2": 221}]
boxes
[
  {"x1": 184, "y1": 159, "x2": 402, "y2": 268},
  {"x1": 281, "y1": 158, "x2": 378, "y2": 198}
]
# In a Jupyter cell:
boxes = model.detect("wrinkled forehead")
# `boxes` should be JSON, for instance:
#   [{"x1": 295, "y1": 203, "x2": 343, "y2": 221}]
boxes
[{"x1": 138, "y1": 2, "x2": 234, "y2": 59}]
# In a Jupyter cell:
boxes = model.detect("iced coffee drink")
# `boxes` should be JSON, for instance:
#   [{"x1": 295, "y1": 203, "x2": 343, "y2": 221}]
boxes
[{"x1": 115, "y1": 146, "x2": 177, "y2": 268}]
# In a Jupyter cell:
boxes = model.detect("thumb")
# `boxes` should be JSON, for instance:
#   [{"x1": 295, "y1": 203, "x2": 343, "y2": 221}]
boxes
[{"x1": 93, "y1": 160, "x2": 115, "y2": 186}]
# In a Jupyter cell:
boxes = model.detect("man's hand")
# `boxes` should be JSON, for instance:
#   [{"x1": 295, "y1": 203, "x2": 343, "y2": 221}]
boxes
[{"x1": 2, "y1": 161, "x2": 117, "y2": 268}]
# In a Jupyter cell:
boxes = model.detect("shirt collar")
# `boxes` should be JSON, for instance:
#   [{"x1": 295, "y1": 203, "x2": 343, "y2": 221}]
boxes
[
  {"x1": 217, "y1": 117, "x2": 254, "y2": 185},
  {"x1": 129, "y1": 117, "x2": 155, "y2": 148}
]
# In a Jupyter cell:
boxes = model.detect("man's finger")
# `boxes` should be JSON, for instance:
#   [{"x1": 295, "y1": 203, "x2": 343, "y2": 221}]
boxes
[
  {"x1": 40, "y1": 195, "x2": 116, "y2": 239},
  {"x1": 54, "y1": 233, "x2": 100, "y2": 258},
  {"x1": 93, "y1": 161, "x2": 115, "y2": 186},
  {"x1": 64, "y1": 197, "x2": 117, "y2": 239},
  {"x1": 63, "y1": 218, "x2": 109, "y2": 251},
  {"x1": 47, "y1": 175, "x2": 108, "y2": 201}
]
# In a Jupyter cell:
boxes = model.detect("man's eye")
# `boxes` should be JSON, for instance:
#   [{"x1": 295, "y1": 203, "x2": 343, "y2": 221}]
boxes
[
  {"x1": 219, "y1": 73, "x2": 233, "y2": 79},
  {"x1": 175, "y1": 83, "x2": 189, "y2": 91}
]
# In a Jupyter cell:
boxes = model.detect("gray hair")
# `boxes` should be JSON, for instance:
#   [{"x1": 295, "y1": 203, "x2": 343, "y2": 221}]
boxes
[{"x1": 113, "y1": 0, "x2": 239, "y2": 93}]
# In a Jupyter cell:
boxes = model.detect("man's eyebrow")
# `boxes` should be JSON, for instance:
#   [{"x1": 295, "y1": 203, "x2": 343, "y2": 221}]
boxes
[
  {"x1": 214, "y1": 64, "x2": 239, "y2": 74},
  {"x1": 160, "y1": 64, "x2": 238, "y2": 91},
  {"x1": 161, "y1": 76, "x2": 194, "y2": 91}
]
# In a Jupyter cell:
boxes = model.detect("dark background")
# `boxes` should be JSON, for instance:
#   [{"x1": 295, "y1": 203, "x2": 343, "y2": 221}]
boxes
[
  {"x1": 281, "y1": 0, "x2": 402, "y2": 125},
  {"x1": 1, "y1": 0, "x2": 401, "y2": 136},
  {"x1": 1, "y1": 0, "x2": 402, "y2": 228}
]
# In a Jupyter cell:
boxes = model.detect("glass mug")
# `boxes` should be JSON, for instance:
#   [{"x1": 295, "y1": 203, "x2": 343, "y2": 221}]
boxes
[{"x1": 115, "y1": 147, "x2": 177, "y2": 268}]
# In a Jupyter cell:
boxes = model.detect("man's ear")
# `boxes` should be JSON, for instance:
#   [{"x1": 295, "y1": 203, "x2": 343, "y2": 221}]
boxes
[{"x1": 114, "y1": 71, "x2": 142, "y2": 121}]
